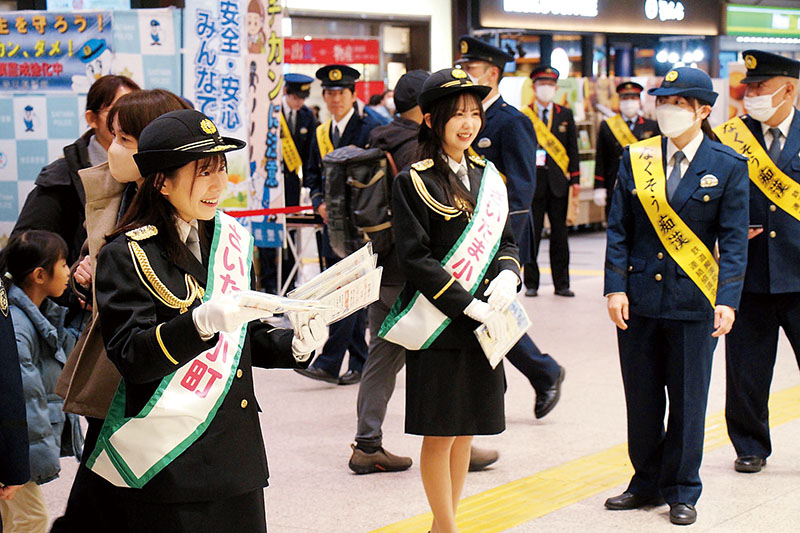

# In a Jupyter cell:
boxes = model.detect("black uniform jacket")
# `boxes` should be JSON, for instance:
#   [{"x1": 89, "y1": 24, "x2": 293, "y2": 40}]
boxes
[
  {"x1": 391, "y1": 157, "x2": 521, "y2": 350},
  {"x1": 594, "y1": 115, "x2": 659, "y2": 194},
  {"x1": 0, "y1": 291, "x2": 30, "y2": 487},
  {"x1": 532, "y1": 103, "x2": 580, "y2": 198},
  {"x1": 282, "y1": 104, "x2": 317, "y2": 207},
  {"x1": 95, "y1": 220, "x2": 302, "y2": 503}
]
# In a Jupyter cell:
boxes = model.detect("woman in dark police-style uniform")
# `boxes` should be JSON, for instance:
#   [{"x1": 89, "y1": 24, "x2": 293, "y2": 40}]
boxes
[
  {"x1": 89, "y1": 109, "x2": 325, "y2": 532},
  {"x1": 603, "y1": 67, "x2": 749, "y2": 526},
  {"x1": 381, "y1": 68, "x2": 521, "y2": 533}
]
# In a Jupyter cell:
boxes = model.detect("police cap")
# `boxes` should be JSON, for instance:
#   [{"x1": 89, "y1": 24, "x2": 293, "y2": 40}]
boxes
[
  {"x1": 616, "y1": 81, "x2": 644, "y2": 96},
  {"x1": 394, "y1": 70, "x2": 430, "y2": 113},
  {"x1": 648, "y1": 67, "x2": 717, "y2": 106},
  {"x1": 285, "y1": 73, "x2": 314, "y2": 98},
  {"x1": 457, "y1": 36, "x2": 513, "y2": 70},
  {"x1": 418, "y1": 68, "x2": 491, "y2": 114},
  {"x1": 316, "y1": 64, "x2": 360, "y2": 90},
  {"x1": 741, "y1": 50, "x2": 800, "y2": 84},
  {"x1": 530, "y1": 66, "x2": 560, "y2": 82},
  {"x1": 79, "y1": 38, "x2": 107, "y2": 63},
  {"x1": 134, "y1": 109, "x2": 246, "y2": 176}
]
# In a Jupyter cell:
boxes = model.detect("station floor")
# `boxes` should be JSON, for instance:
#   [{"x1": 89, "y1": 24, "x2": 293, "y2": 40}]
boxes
[{"x1": 42, "y1": 231, "x2": 800, "y2": 532}]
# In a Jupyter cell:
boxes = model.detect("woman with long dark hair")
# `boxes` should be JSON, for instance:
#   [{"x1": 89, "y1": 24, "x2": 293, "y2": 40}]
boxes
[{"x1": 380, "y1": 69, "x2": 521, "y2": 532}]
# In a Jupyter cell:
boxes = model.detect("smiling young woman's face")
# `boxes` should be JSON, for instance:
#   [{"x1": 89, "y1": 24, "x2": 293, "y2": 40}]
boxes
[
  {"x1": 440, "y1": 94, "x2": 483, "y2": 161},
  {"x1": 160, "y1": 156, "x2": 227, "y2": 222}
]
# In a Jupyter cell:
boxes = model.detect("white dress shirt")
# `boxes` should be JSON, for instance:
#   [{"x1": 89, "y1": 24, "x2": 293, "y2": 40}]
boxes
[
  {"x1": 331, "y1": 107, "x2": 355, "y2": 139},
  {"x1": 482, "y1": 93, "x2": 501, "y2": 112},
  {"x1": 446, "y1": 154, "x2": 470, "y2": 191},
  {"x1": 761, "y1": 107, "x2": 794, "y2": 151},
  {"x1": 665, "y1": 129, "x2": 704, "y2": 183}
]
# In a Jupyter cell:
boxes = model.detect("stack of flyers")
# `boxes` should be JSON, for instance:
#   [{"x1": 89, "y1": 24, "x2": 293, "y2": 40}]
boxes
[{"x1": 474, "y1": 300, "x2": 532, "y2": 369}]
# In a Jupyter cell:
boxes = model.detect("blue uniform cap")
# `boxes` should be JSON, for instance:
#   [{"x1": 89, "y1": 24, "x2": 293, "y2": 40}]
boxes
[
  {"x1": 285, "y1": 73, "x2": 314, "y2": 97},
  {"x1": 79, "y1": 38, "x2": 107, "y2": 63},
  {"x1": 648, "y1": 67, "x2": 717, "y2": 106}
]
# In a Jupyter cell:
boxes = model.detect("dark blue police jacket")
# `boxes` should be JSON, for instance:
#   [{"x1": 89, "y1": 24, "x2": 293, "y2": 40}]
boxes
[
  {"x1": 472, "y1": 96, "x2": 537, "y2": 263},
  {"x1": 0, "y1": 291, "x2": 30, "y2": 487},
  {"x1": 740, "y1": 112, "x2": 800, "y2": 294},
  {"x1": 604, "y1": 136, "x2": 749, "y2": 321},
  {"x1": 282, "y1": 104, "x2": 317, "y2": 207}
]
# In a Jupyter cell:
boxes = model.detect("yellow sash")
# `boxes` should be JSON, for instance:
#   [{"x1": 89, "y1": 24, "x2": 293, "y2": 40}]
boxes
[
  {"x1": 629, "y1": 136, "x2": 717, "y2": 307},
  {"x1": 280, "y1": 112, "x2": 302, "y2": 174},
  {"x1": 714, "y1": 116, "x2": 800, "y2": 223},
  {"x1": 315, "y1": 120, "x2": 335, "y2": 159},
  {"x1": 522, "y1": 105, "x2": 569, "y2": 178},
  {"x1": 607, "y1": 114, "x2": 638, "y2": 148}
]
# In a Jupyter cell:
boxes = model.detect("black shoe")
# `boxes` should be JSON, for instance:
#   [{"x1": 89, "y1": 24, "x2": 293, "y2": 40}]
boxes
[
  {"x1": 294, "y1": 367, "x2": 339, "y2": 384},
  {"x1": 734, "y1": 455, "x2": 766, "y2": 473},
  {"x1": 604, "y1": 491, "x2": 664, "y2": 510},
  {"x1": 669, "y1": 503, "x2": 697, "y2": 525},
  {"x1": 338, "y1": 370, "x2": 362, "y2": 385},
  {"x1": 525, "y1": 288, "x2": 538, "y2": 297},
  {"x1": 554, "y1": 288, "x2": 575, "y2": 297},
  {"x1": 534, "y1": 366, "x2": 565, "y2": 419}
]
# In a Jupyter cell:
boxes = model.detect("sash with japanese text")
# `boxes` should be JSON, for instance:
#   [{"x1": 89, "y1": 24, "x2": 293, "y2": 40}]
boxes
[
  {"x1": 316, "y1": 120, "x2": 335, "y2": 159},
  {"x1": 86, "y1": 211, "x2": 253, "y2": 488},
  {"x1": 715, "y1": 116, "x2": 800, "y2": 223},
  {"x1": 522, "y1": 105, "x2": 570, "y2": 178},
  {"x1": 379, "y1": 162, "x2": 509, "y2": 350},
  {"x1": 280, "y1": 111, "x2": 302, "y2": 173},
  {"x1": 607, "y1": 114, "x2": 638, "y2": 148},
  {"x1": 630, "y1": 136, "x2": 717, "y2": 308}
]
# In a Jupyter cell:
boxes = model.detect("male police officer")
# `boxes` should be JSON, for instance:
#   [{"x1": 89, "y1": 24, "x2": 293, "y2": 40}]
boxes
[
  {"x1": 717, "y1": 50, "x2": 800, "y2": 474},
  {"x1": 259, "y1": 73, "x2": 318, "y2": 294},
  {"x1": 298, "y1": 65, "x2": 380, "y2": 385},
  {"x1": 524, "y1": 66, "x2": 580, "y2": 297},
  {"x1": 457, "y1": 36, "x2": 565, "y2": 420},
  {"x1": 594, "y1": 82, "x2": 659, "y2": 219}
]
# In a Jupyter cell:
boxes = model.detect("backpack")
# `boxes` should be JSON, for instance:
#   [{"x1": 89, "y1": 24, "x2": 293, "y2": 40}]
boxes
[{"x1": 322, "y1": 146, "x2": 398, "y2": 259}]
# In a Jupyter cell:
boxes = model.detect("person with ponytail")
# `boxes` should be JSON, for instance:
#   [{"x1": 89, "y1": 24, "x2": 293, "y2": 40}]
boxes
[
  {"x1": 379, "y1": 69, "x2": 521, "y2": 533},
  {"x1": 603, "y1": 67, "x2": 749, "y2": 525},
  {"x1": 0, "y1": 230, "x2": 83, "y2": 532}
]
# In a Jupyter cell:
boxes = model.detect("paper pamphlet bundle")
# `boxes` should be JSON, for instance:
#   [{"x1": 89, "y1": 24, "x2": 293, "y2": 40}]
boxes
[{"x1": 474, "y1": 300, "x2": 532, "y2": 369}]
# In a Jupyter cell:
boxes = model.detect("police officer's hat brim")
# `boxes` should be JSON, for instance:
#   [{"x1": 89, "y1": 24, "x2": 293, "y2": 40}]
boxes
[
  {"x1": 134, "y1": 137, "x2": 246, "y2": 177},
  {"x1": 741, "y1": 74, "x2": 776, "y2": 84},
  {"x1": 418, "y1": 85, "x2": 491, "y2": 114},
  {"x1": 647, "y1": 86, "x2": 717, "y2": 106}
]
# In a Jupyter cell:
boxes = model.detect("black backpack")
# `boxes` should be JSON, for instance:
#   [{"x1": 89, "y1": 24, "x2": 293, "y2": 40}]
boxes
[{"x1": 322, "y1": 146, "x2": 398, "y2": 259}]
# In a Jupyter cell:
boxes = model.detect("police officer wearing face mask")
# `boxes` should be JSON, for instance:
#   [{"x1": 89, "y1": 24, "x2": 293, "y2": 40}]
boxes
[
  {"x1": 593, "y1": 82, "x2": 659, "y2": 218},
  {"x1": 524, "y1": 66, "x2": 580, "y2": 298},
  {"x1": 714, "y1": 50, "x2": 800, "y2": 476},
  {"x1": 604, "y1": 67, "x2": 749, "y2": 526}
]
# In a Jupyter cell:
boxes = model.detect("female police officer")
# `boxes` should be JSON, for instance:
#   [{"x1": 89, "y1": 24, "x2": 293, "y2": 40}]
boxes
[
  {"x1": 603, "y1": 68, "x2": 749, "y2": 525},
  {"x1": 86, "y1": 109, "x2": 325, "y2": 532}
]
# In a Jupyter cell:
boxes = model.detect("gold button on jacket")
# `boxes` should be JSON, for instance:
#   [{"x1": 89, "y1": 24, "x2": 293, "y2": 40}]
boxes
[
  {"x1": 655, "y1": 273, "x2": 663, "y2": 281},
  {"x1": 240, "y1": 399, "x2": 248, "y2": 409}
]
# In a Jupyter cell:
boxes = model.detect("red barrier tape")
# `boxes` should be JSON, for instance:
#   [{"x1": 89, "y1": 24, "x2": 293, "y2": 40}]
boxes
[{"x1": 224, "y1": 205, "x2": 315, "y2": 218}]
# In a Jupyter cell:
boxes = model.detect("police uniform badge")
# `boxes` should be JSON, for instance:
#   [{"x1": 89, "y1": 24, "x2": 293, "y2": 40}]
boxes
[
  {"x1": 200, "y1": 119, "x2": 217, "y2": 135},
  {"x1": 665, "y1": 70, "x2": 679, "y2": 82},
  {"x1": 700, "y1": 175, "x2": 718, "y2": 188},
  {"x1": 299, "y1": 127, "x2": 308, "y2": 135},
  {"x1": 745, "y1": 54, "x2": 757, "y2": 70},
  {"x1": 452, "y1": 68, "x2": 467, "y2": 79},
  {"x1": 477, "y1": 137, "x2": 491, "y2": 148},
  {"x1": 558, "y1": 122, "x2": 567, "y2": 132},
  {"x1": 329, "y1": 69, "x2": 342, "y2": 81},
  {"x1": 0, "y1": 282, "x2": 8, "y2": 317},
  {"x1": 460, "y1": 40, "x2": 468, "y2": 54}
]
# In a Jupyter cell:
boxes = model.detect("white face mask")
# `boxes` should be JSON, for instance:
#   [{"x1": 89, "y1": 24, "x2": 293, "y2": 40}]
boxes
[
  {"x1": 107, "y1": 141, "x2": 141, "y2": 183},
  {"x1": 535, "y1": 84, "x2": 556, "y2": 104},
  {"x1": 384, "y1": 97, "x2": 395, "y2": 113},
  {"x1": 467, "y1": 70, "x2": 490, "y2": 87},
  {"x1": 743, "y1": 85, "x2": 787, "y2": 123},
  {"x1": 656, "y1": 104, "x2": 700, "y2": 139},
  {"x1": 619, "y1": 99, "x2": 640, "y2": 119}
]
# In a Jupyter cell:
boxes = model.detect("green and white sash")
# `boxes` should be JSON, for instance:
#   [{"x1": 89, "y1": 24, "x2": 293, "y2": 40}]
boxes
[
  {"x1": 379, "y1": 162, "x2": 508, "y2": 350},
  {"x1": 86, "y1": 211, "x2": 253, "y2": 488}
]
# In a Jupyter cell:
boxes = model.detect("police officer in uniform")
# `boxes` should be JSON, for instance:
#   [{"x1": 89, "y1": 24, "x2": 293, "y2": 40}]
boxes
[
  {"x1": 258, "y1": 73, "x2": 318, "y2": 294},
  {"x1": 593, "y1": 82, "x2": 659, "y2": 219},
  {"x1": 525, "y1": 66, "x2": 580, "y2": 297},
  {"x1": 723, "y1": 50, "x2": 800, "y2": 474},
  {"x1": 604, "y1": 68, "x2": 749, "y2": 525},
  {"x1": 456, "y1": 36, "x2": 565, "y2": 419},
  {"x1": 298, "y1": 65, "x2": 380, "y2": 385}
]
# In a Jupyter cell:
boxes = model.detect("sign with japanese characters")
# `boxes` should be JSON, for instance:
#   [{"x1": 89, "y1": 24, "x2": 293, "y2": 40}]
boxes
[
  {"x1": 0, "y1": 11, "x2": 113, "y2": 92},
  {"x1": 284, "y1": 38, "x2": 380, "y2": 65}
]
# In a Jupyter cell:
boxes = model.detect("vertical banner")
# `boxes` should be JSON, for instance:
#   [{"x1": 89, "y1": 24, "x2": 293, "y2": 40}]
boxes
[
  {"x1": 183, "y1": 0, "x2": 249, "y2": 209},
  {"x1": 246, "y1": 0, "x2": 283, "y2": 248}
]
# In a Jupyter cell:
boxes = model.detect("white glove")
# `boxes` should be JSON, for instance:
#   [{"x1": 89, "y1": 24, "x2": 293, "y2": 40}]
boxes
[
  {"x1": 464, "y1": 299, "x2": 509, "y2": 340},
  {"x1": 593, "y1": 188, "x2": 607, "y2": 207},
  {"x1": 291, "y1": 313, "x2": 327, "y2": 362},
  {"x1": 484, "y1": 269, "x2": 519, "y2": 311},
  {"x1": 192, "y1": 293, "x2": 273, "y2": 339}
]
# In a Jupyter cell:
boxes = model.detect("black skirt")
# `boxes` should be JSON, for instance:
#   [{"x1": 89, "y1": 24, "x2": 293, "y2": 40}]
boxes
[{"x1": 405, "y1": 342, "x2": 505, "y2": 436}]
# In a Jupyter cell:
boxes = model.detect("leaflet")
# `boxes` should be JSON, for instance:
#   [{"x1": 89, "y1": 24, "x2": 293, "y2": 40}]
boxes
[
  {"x1": 474, "y1": 300, "x2": 531, "y2": 369},
  {"x1": 232, "y1": 291, "x2": 335, "y2": 314},
  {"x1": 288, "y1": 243, "x2": 376, "y2": 300}
]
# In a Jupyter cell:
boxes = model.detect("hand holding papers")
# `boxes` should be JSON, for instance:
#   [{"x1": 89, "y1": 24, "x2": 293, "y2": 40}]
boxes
[{"x1": 474, "y1": 300, "x2": 532, "y2": 369}]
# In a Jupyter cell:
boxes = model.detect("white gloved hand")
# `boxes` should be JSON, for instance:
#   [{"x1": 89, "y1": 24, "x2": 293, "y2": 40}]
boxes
[
  {"x1": 484, "y1": 269, "x2": 519, "y2": 311},
  {"x1": 192, "y1": 293, "x2": 273, "y2": 339},
  {"x1": 593, "y1": 188, "x2": 607, "y2": 207},
  {"x1": 291, "y1": 313, "x2": 327, "y2": 362},
  {"x1": 463, "y1": 299, "x2": 510, "y2": 341}
]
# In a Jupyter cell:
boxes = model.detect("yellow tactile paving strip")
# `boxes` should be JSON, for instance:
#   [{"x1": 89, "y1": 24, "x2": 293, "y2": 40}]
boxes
[{"x1": 372, "y1": 384, "x2": 800, "y2": 533}]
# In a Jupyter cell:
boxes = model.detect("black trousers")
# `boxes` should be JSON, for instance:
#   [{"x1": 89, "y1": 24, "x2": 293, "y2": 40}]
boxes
[
  {"x1": 725, "y1": 291, "x2": 800, "y2": 459},
  {"x1": 618, "y1": 314, "x2": 716, "y2": 506},
  {"x1": 505, "y1": 333, "x2": 561, "y2": 394},
  {"x1": 525, "y1": 180, "x2": 570, "y2": 291}
]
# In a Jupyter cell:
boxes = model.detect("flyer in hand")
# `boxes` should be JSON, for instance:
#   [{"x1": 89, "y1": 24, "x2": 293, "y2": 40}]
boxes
[{"x1": 474, "y1": 301, "x2": 532, "y2": 369}]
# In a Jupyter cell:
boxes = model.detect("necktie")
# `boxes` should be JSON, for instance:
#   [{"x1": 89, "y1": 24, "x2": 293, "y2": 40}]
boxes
[
  {"x1": 768, "y1": 127, "x2": 782, "y2": 162},
  {"x1": 667, "y1": 151, "x2": 685, "y2": 201},
  {"x1": 456, "y1": 165, "x2": 470, "y2": 191},
  {"x1": 629, "y1": 120, "x2": 636, "y2": 131},
  {"x1": 541, "y1": 107, "x2": 549, "y2": 124},
  {"x1": 332, "y1": 125, "x2": 341, "y2": 148},
  {"x1": 289, "y1": 110, "x2": 296, "y2": 136},
  {"x1": 186, "y1": 225, "x2": 201, "y2": 262}
]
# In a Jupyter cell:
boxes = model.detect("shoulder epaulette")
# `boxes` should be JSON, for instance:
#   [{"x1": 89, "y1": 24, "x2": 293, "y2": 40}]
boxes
[
  {"x1": 409, "y1": 168, "x2": 462, "y2": 220},
  {"x1": 126, "y1": 225, "x2": 158, "y2": 241},
  {"x1": 411, "y1": 159, "x2": 434, "y2": 171},
  {"x1": 469, "y1": 155, "x2": 486, "y2": 167}
]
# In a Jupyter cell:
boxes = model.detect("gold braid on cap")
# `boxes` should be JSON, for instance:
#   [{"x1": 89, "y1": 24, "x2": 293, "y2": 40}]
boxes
[{"x1": 127, "y1": 241, "x2": 204, "y2": 313}]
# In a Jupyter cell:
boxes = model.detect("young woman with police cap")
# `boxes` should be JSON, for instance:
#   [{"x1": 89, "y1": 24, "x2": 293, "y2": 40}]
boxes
[
  {"x1": 603, "y1": 67, "x2": 749, "y2": 525},
  {"x1": 86, "y1": 109, "x2": 325, "y2": 531},
  {"x1": 379, "y1": 68, "x2": 521, "y2": 533}
]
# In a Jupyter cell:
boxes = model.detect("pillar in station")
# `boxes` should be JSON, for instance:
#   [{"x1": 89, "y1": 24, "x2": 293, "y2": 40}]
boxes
[
  {"x1": 540, "y1": 34, "x2": 553, "y2": 65},
  {"x1": 580, "y1": 35, "x2": 593, "y2": 78}
]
